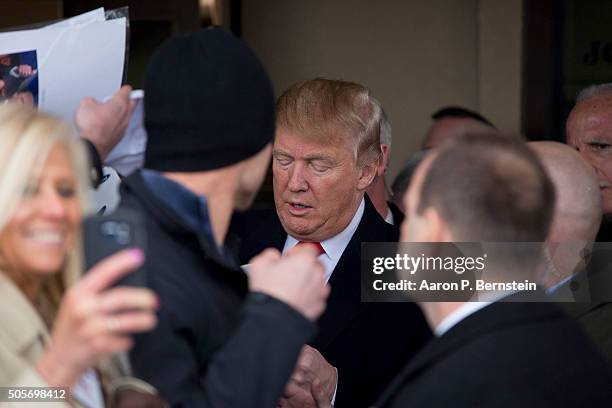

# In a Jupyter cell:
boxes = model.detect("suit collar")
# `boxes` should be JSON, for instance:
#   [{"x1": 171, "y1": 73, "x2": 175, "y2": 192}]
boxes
[
  {"x1": 374, "y1": 292, "x2": 561, "y2": 407},
  {"x1": 234, "y1": 195, "x2": 398, "y2": 349}
]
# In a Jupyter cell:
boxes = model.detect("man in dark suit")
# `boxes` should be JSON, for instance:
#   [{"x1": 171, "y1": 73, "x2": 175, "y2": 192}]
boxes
[
  {"x1": 527, "y1": 142, "x2": 612, "y2": 362},
  {"x1": 566, "y1": 84, "x2": 612, "y2": 242},
  {"x1": 374, "y1": 133, "x2": 612, "y2": 408},
  {"x1": 527, "y1": 141, "x2": 601, "y2": 291},
  {"x1": 235, "y1": 78, "x2": 431, "y2": 408}
]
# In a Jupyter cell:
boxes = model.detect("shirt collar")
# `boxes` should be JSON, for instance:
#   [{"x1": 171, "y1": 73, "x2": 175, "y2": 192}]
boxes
[
  {"x1": 384, "y1": 207, "x2": 394, "y2": 225},
  {"x1": 434, "y1": 291, "x2": 512, "y2": 336},
  {"x1": 434, "y1": 301, "x2": 492, "y2": 337},
  {"x1": 140, "y1": 169, "x2": 227, "y2": 261},
  {"x1": 546, "y1": 273, "x2": 574, "y2": 295},
  {"x1": 283, "y1": 197, "x2": 365, "y2": 264}
]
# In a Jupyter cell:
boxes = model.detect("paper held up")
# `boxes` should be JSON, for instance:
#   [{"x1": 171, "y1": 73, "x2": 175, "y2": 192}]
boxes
[{"x1": 0, "y1": 8, "x2": 126, "y2": 123}]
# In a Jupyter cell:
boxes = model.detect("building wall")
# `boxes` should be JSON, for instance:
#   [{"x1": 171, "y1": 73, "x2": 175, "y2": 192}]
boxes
[
  {"x1": 242, "y1": 0, "x2": 523, "y2": 181},
  {"x1": 0, "y1": 1, "x2": 62, "y2": 28}
]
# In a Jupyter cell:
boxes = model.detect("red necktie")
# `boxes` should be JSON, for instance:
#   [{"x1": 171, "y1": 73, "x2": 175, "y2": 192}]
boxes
[{"x1": 296, "y1": 241, "x2": 325, "y2": 256}]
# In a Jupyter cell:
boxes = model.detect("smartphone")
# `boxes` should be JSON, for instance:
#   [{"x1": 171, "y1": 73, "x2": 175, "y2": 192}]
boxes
[{"x1": 83, "y1": 208, "x2": 147, "y2": 287}]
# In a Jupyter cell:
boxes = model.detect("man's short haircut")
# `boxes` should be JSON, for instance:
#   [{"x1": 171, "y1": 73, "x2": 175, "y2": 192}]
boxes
[
  {"x1": 371, "y1": 97, "x2": 392, "y2": 148},
  {"x1": 417, "y1": 134, "x2": 555, "y2": 242},
  {"x1": 576, "y1": 83, "x2": 612, "y2": 102},
  {"x1": 276, "y1": 78, "x2": 382, "y2": 166},
  {"x1": 431, "y1": 106, "x2": 496, "y2": 129}
]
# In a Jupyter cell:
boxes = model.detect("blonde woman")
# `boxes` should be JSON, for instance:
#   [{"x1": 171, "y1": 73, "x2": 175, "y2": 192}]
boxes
[{"x1": 0, "y1": 104, "x2": 162, "y2": 407}]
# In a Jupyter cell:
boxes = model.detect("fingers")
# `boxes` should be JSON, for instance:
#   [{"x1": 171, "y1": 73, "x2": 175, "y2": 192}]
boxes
[
  {"x1": 98, "y1": 287, "x2": 158, "y2": 314},
  {"x1": 107, "y1": 86, "x2": 131, "y2": 118},
  {"x1": 80, "y1": 248, "x2": 144, "y2": 293},
  {"x1": 250, "y1": 247, "x2": 281, "y2": 265},
  {"x1": 291, "y1": 369, "x2": 316, "y2": 386},
  {"x1": 19, "y1": 65, "x2": 32, "y2": 76},
  {"x1": 91, "y1": 334, "x2": 133, "y2": 355},
  {"x1": 312, "y1": 378, "x2": 332, "y2": 408},
  {"x1": 78, "y1": 96, "x2": 98, "y2": 111},
  {"x1": 112, "y1": 85, "x2": 133, "y2": 104},
  {"x1": 282, "y1": 380, "x2": 302, "y2": 398},
  {"x1": 285, "y1": 243, "x2": 320, "y2": 258},
  {"x1": 83, "y1": 311, "x2": 157, "y2": 340},
  {"x1": 106, "y1": 311, "x2": 157, "y2": 334},
  {"x1": 299, "y1": 344, "x2": 316, "y2": 360}
]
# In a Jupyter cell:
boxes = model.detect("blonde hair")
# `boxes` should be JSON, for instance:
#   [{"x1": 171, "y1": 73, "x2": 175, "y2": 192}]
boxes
[
  {"x1": 0, "y1": 104, "x2": 90, "y2": 322},
  {"x1": 276, "y1": 78, "x2": 382, "y2": 167}
]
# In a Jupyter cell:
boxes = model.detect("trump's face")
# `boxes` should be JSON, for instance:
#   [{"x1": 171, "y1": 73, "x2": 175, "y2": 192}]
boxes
[{"x1": 272, "y1": 127, "x2": 373, "y2": 242}]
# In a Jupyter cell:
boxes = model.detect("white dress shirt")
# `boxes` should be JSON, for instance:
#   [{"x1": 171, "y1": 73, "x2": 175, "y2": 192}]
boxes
[
  {"x1": 434, "y1": 301, "x2": 492, "y2": 337},
  {"x1": 384, "y1": 207, "x2": 394, "y2": 225},
  {"x1": 281, "y1": 197, "x2": 365, "y2": 406},
  {"x1": 105, "y1": 90, "x2": 147, "y2": 176},
  {"x1": 282, "y1": 198, "x2": 365, "y2": 283},
  {"x1": 434, "y1": 291, "x2": 516, "y2": 337}
]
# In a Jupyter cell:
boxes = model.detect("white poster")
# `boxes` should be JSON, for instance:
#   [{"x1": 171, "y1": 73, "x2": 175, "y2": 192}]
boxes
[{"x1": 0, "y1": 14, "x2": 126, "y2": 122}]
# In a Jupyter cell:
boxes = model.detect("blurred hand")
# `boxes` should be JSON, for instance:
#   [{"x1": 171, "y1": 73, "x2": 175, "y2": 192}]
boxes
[
  {"x1": 76, "y1": 85, "x2": 137, "y2": 160},
  {"x1": 18, "y1": 64, "x2": 36, "y2": 77},
  {"x1": 278, "y1": 380, "x2": 331, "y2": 408},
  {"x1": 248, "y1": 245, "x2": 329, "y2": 321},
  {"x1": 277, "y1": 345, "x2": 336, "y2": 408},
  {"x1": 37, "y1": 249, "x2": 158, "y2": 388}
]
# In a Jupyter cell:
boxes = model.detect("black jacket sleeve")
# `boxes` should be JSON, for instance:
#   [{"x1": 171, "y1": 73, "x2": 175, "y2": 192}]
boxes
[
  {"x1": 131, "y1": 292, "x2": 315, "y2": 408},
  {"x1": 81, "y1": 138, "x2": 104, "y2": 188}
]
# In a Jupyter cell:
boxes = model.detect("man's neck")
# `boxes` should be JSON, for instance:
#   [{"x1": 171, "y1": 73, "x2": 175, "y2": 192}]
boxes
[
  {"x1": 163, "y1": 170, "x2": 238, "y2": 247},
  {"x1": 366, "y1": 178, "x2": 389, "y2": 220}
]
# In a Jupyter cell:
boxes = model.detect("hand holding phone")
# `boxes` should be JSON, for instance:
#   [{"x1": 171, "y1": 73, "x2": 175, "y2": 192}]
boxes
[{"x1": 83, "y1": 208, "x2": 147, "y2": 287}]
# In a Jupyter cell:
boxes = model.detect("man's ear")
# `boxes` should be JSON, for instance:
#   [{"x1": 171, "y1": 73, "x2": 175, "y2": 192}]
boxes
[
  {"x1": 421, "y1": 208, "x2": 453, "y2": 242},
  {"x1": 357, "y1": 157, "x2": 379, "y2": 191},
  {"x1": 378, "y1": 144, "x2": 389, "y2": 177}
]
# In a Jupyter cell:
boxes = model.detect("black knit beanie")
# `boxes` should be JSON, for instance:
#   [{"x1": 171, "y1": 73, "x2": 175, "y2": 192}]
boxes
[{"x1": 143, "y1": 27, "x2": 275, "y2": 172}]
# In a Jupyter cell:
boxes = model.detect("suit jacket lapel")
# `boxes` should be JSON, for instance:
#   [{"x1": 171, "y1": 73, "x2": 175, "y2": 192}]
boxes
[
  {"x1": 234, "y1": 209, "x2": 286, "y2": 262},
  {"x1": 313, "y1": 232, "x2": 369, "y2": 350},
  {"x1": 313, "y1": 196, "x2": 394, "y2": 350}
]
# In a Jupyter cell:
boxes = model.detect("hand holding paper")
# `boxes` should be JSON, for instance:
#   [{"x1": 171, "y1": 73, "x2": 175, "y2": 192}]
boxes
[{"x1": 76, "y1": 85, "x2": 137, "y2": 160}]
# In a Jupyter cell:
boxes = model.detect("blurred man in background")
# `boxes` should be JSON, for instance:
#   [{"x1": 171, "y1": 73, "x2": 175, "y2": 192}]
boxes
[
  {"x1": 528, "y1": 141, "x2": 601, "y2": 291},
  {"x1": 422, "y1": 106, "x2": 496, "y2": 149},
  {"x1": 566, "y1": 84, "x2": 612, "y2": 242},
  {"x1": 375, "y1": 134, "x2": 612, "y2": 408},
  {"x1": 529, "y1": 141, "x2": 612, "y2": 362}
]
